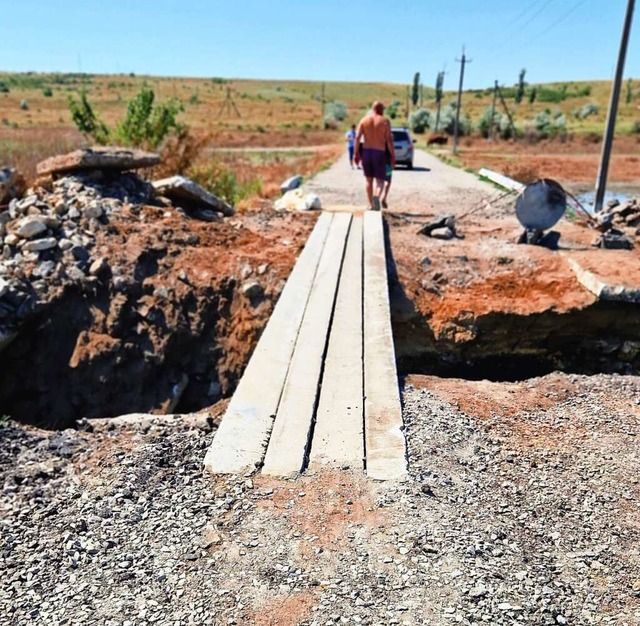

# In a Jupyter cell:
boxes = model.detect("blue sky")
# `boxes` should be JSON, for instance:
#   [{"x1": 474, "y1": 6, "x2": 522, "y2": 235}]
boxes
[{"x1": 1, "y1": 0, "x2": 637, "y2": 89}]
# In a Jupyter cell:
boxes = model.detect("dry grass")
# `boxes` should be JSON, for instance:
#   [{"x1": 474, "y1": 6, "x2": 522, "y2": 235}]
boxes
[{"x1": 2, "y1": 71, "x2": 638, "y2": 193}]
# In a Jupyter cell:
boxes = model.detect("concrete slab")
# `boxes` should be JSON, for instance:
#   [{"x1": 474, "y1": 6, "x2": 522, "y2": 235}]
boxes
[
  {"x1": 567, "y1": 257, "x2": 640, "y2": 302},
  {"x1": 478, "y1": 168, "x2": 525, "y2": 192},
  {"x1": 309, "y1": 215, "x2": 364, "y2": 470},
  {"x1": 363, "y1": 212, "x2": 407, "y2": 481},
  {"x1": 262, "y1": 213, "x2": 352, "y2": 477},
  {"x1": 203, "y1": 212, "x2": 333, "y2": 475}
]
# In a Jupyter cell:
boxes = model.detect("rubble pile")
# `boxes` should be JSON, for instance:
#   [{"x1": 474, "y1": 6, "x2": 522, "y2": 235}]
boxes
[
  {"x1": 0, "y1": 170, "x2": 156, "y2": 341},
  {"x1": 0, "y1": 148, "x2": 282, "y2": 427},
  {"x1": 593, "y1": 197, "x2": 639, "y2": 249},
  {"x1": 600, "y1": 197, "x2": 640, "y2": 231}
]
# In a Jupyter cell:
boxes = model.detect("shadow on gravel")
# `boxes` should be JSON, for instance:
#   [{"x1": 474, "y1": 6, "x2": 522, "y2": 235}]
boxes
[{"x1": 396, "y1": 166, "x2": 431, "y2": 172}]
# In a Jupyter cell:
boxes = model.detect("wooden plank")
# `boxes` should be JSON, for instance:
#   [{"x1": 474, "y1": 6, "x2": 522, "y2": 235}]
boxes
[
  {"x1": 363, "y1": 211, "x2": 407, "y2": 481},
  {"x1": 262, "y1": 212, "x2": 352, "y2": 477},
  {"x1": 478, "y1": 168, "x2": 525, "y2": 193},
  {"x1": 309, "y1": 214, "x2": 364, "y2": 470},
  {"x1": 204, "y1": 212, "x2": 333, "y2": 475}
]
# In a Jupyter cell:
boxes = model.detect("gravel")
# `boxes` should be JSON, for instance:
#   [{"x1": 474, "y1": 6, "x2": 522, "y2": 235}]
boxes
[{"x1": 1, "y1": 372, "x2": 639, "y2": 625}]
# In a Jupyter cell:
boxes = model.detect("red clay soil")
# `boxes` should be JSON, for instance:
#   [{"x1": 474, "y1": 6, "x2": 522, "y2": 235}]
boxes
[{"x1": 453, "y1": 135, "x2": 640, "y2": 184}]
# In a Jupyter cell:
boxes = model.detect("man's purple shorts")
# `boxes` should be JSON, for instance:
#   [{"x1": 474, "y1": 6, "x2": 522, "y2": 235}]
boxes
[{"x1": 361, "y1": 148, "x2": 387, "y2": 181}]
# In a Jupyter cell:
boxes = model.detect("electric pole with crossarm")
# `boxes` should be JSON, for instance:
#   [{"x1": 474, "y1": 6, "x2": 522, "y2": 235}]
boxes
[{"x1": 453, "y1": 47, "x2": 471, "y2": 155}]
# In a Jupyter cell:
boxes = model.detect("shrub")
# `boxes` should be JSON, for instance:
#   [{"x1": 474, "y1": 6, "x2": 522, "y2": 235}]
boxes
[
  {"x1": 438, "y1": 105, "x2": 471, "y2": 136},
  {"x1": 387, "y1": 100, "x2": 401, "y2": 119},
  {"x1": 0, "y1": 82, "x2": 9, "y2": 93},
  {"x1": 323, "y1": 115, "x2": 338, "y2": 130},
  {"x1": 408, "y1": 108, "x2": 431, "y2": 134},
  {"x1": 116, "y1": 85, "x2": 184, "y2": 149},
  {"x1": 477, "y1": 107, "x2": 501, "y2": 138},
  {"x1": 325, "y1": 101, "x2": 347, "y2": 121},
  {"x1": 631, "y1": 120, "x2": 640, "y2": 134},
  {"x1": 536, "y1": 87, "x2": 565, "y2": 103},
  {"x1": 581, "y1": 102, "x2": 599, "y2": 119},
  {"x1": 68, "y1": 90, "x2": 110, "y2": 144},
  {"x1": 69, "y1": 85, "x2": 184, "y2": 149},
  {"x1": 42, "y1": 87, "x2": 53, "y2": 97},
  {"x1": 532, "y1": 110, "x2": 567, "y2": 138},
  {"x1": 189, "y1": 162, "x2": 262, "y2": 205}
]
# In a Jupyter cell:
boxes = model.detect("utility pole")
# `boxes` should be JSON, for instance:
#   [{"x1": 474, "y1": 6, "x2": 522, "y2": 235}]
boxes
[
  {"x1": 218, "y1": 87, "x2": 241, "y2": 118},
  {"x1": 594, "y1": 0, "x2": 635, "y2": 212},
  {"x1": 497, "y1": 85, "x2": 517, "y2": 138},
  {"x1": 489, "y1": 80, "x2": 498, "y2": 141},
  {"x1": 453, "y1": 47, "x2": 471, "y2": 155}
]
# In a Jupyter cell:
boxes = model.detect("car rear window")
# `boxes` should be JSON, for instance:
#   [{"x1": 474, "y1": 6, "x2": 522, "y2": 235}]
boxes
[{"x1": 392, "y1": 130, "x2": 410, "y2": 142}]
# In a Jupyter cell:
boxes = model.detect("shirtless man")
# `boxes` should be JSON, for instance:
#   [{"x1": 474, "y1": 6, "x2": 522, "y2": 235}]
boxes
[{"x1": 354, "y1": 101, "x2": 395, "y2": 211}]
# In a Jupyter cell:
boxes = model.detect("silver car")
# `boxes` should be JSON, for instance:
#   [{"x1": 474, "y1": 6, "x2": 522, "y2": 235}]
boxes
[{"x1": 391, "y1": 127, "x2": 414, "y2": 169}]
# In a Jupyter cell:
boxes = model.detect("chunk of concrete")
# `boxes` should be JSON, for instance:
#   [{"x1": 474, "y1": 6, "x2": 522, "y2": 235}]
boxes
[
  {"x1": 152, "y1": 176, "x2": 234, "y2": 217},
  {"x1": 37, "y1": 147, "x2": 161, "y2": 176}
]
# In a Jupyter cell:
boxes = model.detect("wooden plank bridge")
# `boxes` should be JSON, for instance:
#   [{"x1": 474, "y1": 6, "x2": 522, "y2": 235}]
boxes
[{"x1": 203, "y1": 211, "x2": 407, "y2": 480}]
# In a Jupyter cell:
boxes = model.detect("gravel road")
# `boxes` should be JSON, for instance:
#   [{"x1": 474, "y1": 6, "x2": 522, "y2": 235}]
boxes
[
  {"x1": 305, "y1": 149, "x2": 493, "y2": 212},
  {"x1": 2, "y1": 151, "x2": 639, "y2": 625}
]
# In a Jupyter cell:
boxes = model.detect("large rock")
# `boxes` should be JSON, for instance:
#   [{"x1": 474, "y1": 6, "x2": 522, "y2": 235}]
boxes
[
  {"x1": 0, "y1": 168, "x2": 27, "y2": 205},
  {"x1": 152, "y1": 176, "x2": 234, "y2": 217},
  {"x1": 37, "y1": 147, "x2": 161, "y2": 177}
]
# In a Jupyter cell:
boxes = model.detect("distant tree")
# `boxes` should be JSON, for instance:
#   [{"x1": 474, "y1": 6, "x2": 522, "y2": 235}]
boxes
[
  {"x1": 434, "y1": 71, "x2": 445, "y2": 131},
  {"x1": 411, "y1": 72, "x2": 420, "y2": 107},
  {"x1": 528, "y1": 86, "x2": 537, "y2": 106},
  {"x1": 515, "y1": 68, "x2": 527, "y2": 104},
  {"x1": 626, "y1": 78, "x2": 633, "y2": 105}
]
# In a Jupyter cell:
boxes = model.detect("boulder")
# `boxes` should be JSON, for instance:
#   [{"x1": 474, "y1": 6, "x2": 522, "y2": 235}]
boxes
[
  {"x1": 37, "y1": 147, "x2": 161, "y2": 177},
  {"x1": 152, "y1": 176, "x2": 234, "y2": 217},
  {"x1": 0, "y1": 168, "x2": 27, "y2": 206}
]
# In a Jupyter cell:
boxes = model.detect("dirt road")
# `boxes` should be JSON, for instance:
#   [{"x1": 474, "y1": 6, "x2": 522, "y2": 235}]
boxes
[{"x1": 306, "y1": 149, "x2": 493, "y2": 211}]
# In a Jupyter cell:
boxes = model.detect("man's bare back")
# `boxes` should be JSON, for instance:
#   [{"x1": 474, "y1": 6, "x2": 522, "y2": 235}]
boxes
[{"x1": 358, "y1": 111, "x2": 392, "y2": 151}]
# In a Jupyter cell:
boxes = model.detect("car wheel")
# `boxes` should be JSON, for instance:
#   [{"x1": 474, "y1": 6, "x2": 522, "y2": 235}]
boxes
[{"x1": 407, "y1": 161, "x2": 413, "y2": 170}]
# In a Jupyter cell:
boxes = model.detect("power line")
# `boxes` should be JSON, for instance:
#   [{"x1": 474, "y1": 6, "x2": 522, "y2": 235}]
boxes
[
  {"x1": 516, "y1": 0, "x2": 558, "y2": 33},
  {"x1": 505, "y1": 0, "x2": 548, "y2": 29},
  {"x1": 518, "y1": 0, "x2": 592, "y2": 50},
  {"x1": 488, "y1": 0, "x2": 557, "y2": 54}
]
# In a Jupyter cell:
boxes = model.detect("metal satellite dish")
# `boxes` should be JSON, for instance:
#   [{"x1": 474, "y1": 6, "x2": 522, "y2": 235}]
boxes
[{"x1": 515, "y1": 178, "x2": 566, "y2": 231}]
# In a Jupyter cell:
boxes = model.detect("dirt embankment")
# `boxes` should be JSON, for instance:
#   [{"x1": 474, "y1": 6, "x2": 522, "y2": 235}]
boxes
[{"x1": 0, "y1": 168, "x2": 317, "y2": 427}]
